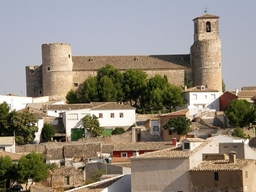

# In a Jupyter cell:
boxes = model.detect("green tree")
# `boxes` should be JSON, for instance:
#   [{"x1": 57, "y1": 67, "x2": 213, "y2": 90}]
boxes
[
  {"x1": 97, "y1": 64, "x2": 124, "y2": 101},
  {"x1": 79, "y1": 76, "x2": 99, "y2": 102},
  {"x1": 123, "y1": 68, "x2": 147, "y2": 106},
  {"x1": 163, "y1": 84, "x2": 185, "y2": 111},
  {"x1": 0, "y1": 156, "x2": 13, "y2": 188},
  {"x1": 184, "y1": 75, "x2": 192, "y2": 89},
  {"x1": 41, "y1": 123, "x2": 55, "y2": 142},
  {"x1": 144, "y1": 75, "x2": 185, "y2": 112},
  {"x1": 85, "y1": 169, "x2": 105, "y2": 184},
  {"x1": 222, "y1": 79, "x2": 226, "y2": 93},
  {"x1": 83, "y1": 114, "x2": 103, "y2": 137},
  {"x1": 98, "y1": 76, "x2": 117, "y2": 102},
  {"x1": 66, "y1": 89, "x2": 80, "y2": 104},
  {"x1": 0, "y1": 102, "x2": 15, "y2": 136},
  {"x1": 224, "y1": 99, "x2": 256, "y2": 128},
  {"x1": 15, "y1": 152, "x2": 48, "y2": 190},
  {"x1": 163, "y1": 117, "x2": 192, "y2": 136},
  {"x1": 232, "y1": 127, "x2": 247, "y2": 139},
  {"x1": 12, "y1": 111, "x2": 38, "y2": 145},
  {"x1": 112, "y1": 127, "x2": 125, "y2": 135},
  {"x1": 0, "y1": 102, "x2": 38, "y2": 145}
]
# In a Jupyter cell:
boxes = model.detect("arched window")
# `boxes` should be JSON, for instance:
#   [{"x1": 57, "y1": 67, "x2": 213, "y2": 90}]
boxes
[{"x1": 206, "y1": 21, "x2": 211, "y2": 32}]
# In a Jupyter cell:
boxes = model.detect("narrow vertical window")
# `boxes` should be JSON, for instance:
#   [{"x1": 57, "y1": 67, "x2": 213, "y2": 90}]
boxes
[
  {"x1": 214, "y1": 172, "x2": 219, "y2": 181},
  {"x1": 194, "y1": 22, "x2": 197, "y2": 33},
  {"x1": 99, "y1": 113, "x2": 103, "y2": 118},
  {"x1": 64, "y1": 176, "x2": 70, "y2": 185},
  {"x1": 110, "y1": 113, "x2": 114, "y2": 118},
  {"x1": 206, "y1": 21, "x2": 211, "y2": 32}
]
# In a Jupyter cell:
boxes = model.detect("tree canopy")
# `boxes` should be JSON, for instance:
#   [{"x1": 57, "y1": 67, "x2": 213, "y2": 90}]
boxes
[
  {"x1": 0, "y1": 102, "x2": 38, "y2": 145},
  {"x1": 15, "y1": 152, "x2": 48, "y2": 190},
  {"x1": 111, "y1": 127, "x2": 125, "y2": 135},
  {"x1": 231, "y1": 127, "x2": 247, "y2": 139},
  {"x1": 66, "y1": 65, "x2": 186, "y2": 113},
  {"x1": 83, "y1": 114, "x2": 104, "y2": 137},
  {"x1": 224, "y1": 99, "x2": 256, "y2": 128},
  {"x1": 163, "y1": 117, "x2": 192, "y2": 135},
  {"x1": 41, "y1": 123, "x2": 55, "y2": 142},
  {"x1": 0, "y1": 156, "x2": 13, "y2": 188}
]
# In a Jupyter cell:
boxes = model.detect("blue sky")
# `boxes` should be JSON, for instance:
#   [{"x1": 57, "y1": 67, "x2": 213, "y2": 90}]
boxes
[{"x1": 0, "y1": 1, "x2": 255, "y2": 95}]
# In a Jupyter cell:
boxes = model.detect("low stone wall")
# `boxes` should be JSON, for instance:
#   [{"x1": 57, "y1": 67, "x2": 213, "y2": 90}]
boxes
[{"x1": 16, "y1": 143, "x2": 46, "y2": 154}]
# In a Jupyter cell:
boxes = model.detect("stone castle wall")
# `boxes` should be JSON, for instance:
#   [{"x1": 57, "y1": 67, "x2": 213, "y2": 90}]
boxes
[
  {"x1": 26, "y1": 65, "x2": 43, "y2": 97},
  {"x1": 42, "y1": 43, "x2": 73, "y2": 100}
]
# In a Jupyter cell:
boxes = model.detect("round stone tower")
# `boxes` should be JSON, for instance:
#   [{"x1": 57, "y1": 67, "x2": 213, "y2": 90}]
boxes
[
  {"x1": 191, "y1": 13, "x2": 222, "y2": 92},
  {"x1": 42, "y1": 43, "x2": 73, "y2": 100}
]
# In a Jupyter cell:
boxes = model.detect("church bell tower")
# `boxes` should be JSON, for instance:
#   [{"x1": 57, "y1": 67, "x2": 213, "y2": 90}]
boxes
[{"x1": 190, "y1": 13, "x2": 222, "y2": 92}]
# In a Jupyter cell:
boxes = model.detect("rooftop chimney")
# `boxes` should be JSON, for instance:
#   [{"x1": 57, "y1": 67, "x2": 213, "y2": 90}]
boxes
[
  {"x1": 235, "y1": 88, "x2": 239, "y2": 96},
  {"x1": 229, "y1": 151, "x2": 237, "y2": 163}
]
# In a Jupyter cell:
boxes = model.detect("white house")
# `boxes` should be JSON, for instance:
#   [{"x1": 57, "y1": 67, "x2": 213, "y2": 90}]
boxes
[
  {"x1": 131, "y1": 138, "x2": 219, "y2": 191},
  {"x1": 0, "y1": 94, "x2": 49, "y2": 111},
  {"x1": 62, "y1": 102, "x2": 136, "y2": 141},
  {"x1": 183, "y1": 85, "x2": 221, "y2": 117},
  {"x1": 0, "y1": 136, "x2": 15, "y2": 153}
]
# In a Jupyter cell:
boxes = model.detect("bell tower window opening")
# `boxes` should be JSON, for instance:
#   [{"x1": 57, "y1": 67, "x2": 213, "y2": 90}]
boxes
[{"x1": 206, "y1": 21, "x2": 211, "y2": 32}]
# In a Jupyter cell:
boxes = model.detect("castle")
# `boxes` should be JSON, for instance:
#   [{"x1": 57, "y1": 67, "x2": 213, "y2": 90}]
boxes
[{"x1": 26, "y1": 13, "x2": 222, "y2": 101}]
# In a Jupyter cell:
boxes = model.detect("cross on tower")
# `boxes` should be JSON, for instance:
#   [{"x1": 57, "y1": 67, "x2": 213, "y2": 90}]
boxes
[{"x1": 204, "y1": 6, "x2": 208, "y2": 13}]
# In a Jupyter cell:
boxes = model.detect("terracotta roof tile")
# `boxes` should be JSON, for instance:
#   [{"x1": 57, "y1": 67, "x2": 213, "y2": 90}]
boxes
[
  {"x1": 184, "y1": 86, "x2": 219, "y2": 92},
  {"x1": 194, "y1": 13, "x2": 220, "y2": 20},
  {"x1": 190, "y1": 159, "x2": 254, "y2": 171},
  {"x1": 161, "y1": 109, "x2": 189, "y2": 117},
  {"x1": 72, "y1": 55, "x2": 191, "y2": 71},
  {"x1": 113, "y1": 142, "x2": 173, "y2": 151},
  {"x1": 91, "y1": 102, "x2": 135, "y2": 110},
  {"x1": 131, "y1": 140, "x2": 210, "y2": 159},
  {"x1": 0, "y1": 151, "x2": 21, "y2": 161},
  {"x1": 45, "y1": 104, "x2": 93, "y2": 110}
]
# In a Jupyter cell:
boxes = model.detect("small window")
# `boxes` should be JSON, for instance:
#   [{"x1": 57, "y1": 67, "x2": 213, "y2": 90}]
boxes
[
  {"x1": 214, "y1": 172, "x2": 219, "y2": 181},
  {"x1": 88, "y1": 58, "x2": 94, "y2": 61},
  {"x1": 119, "y1": 113, "x2": 124, "y2": 118},
  {"x1": 192, "y1": 94, "x2": 197, "y2": 100},
  {"x1": 121, "y1": 152, "x2": 127, "y2": 158},
  {"x1": 233, "y1": 146, "x2": 238, "y2": 148},
  {"x1": 74, "y1": 83, "x2": 78, "y2": 87},
  {"x1": 169, "y1": 129, "x2": 173, "y2": 135},
  {"x1": 47, "y1": 67, "x2": 50, "y2": 71},
  {"x1": 224, "y1": 146, "x2": 228, "y2": 148},
  {"x1": 64, "y1": 176, "x2": 70, "y2": 185},
  {"x1": 206, "y1": 21, "x2": 211, "y2": 32},
  {"x1": 134, "y1": 57, "x2": 138, "y2": 61},
  {"x1": 184, "y1": 143, "x2": 190, "y2": 149},
  {"x1": 55, "y1": 110, "x2": 57, "y2": 113},
  {"x1": 38, "y1": 90, "x2": 42, "y2": 95},
  {"x1": 99, "y1": 113, "x2": 103, "y2": 118},
  {"x1": 205, "y1": 95, "x2": 207, "y2": 99},
  {"x1": 211, "y1": 94, "x2": 216, "y2": 99},
  {"x1": 110, "y1": 113, "x2": 114, "y2": 118},
  {"x1": 68, "y1": 54, "x2": 71, "y2": 58},
  {"x1": 245, "y1": 171, "x2": 248, "y2": 178}
]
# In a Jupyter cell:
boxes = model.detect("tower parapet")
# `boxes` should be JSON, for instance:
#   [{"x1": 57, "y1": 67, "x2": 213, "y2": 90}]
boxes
[{"x1": 42, "y1": 43, "x2": 73, "y2": 100}]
